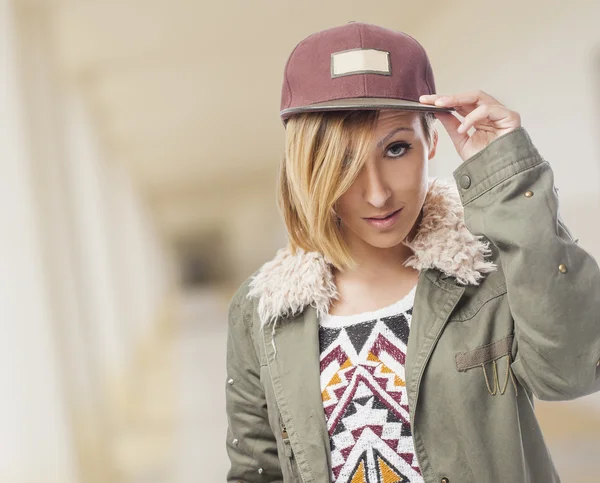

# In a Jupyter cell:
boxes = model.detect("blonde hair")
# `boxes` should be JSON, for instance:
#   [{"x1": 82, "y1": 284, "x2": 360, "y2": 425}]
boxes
[{"x1": 278, "y1": 109, "x2": 436, "y2": 271}]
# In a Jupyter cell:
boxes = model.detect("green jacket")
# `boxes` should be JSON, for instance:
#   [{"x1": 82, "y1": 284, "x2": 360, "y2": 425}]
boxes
[{"x1": 225, "y1": 127, "x2": 600, "y2": 483}]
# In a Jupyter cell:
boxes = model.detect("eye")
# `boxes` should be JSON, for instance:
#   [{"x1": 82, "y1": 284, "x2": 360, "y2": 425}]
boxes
[{"x1": 385, "y1": 141, "x2": 412, "y2": 158}]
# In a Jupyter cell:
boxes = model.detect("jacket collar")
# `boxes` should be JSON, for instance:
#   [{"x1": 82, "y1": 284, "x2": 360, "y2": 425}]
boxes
[{"x1": 247, "y1": 177, "x2": 498, "y2": 328}]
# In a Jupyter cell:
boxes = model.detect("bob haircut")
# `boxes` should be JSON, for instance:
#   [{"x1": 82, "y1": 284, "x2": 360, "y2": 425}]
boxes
[{"x1": 278, "y1": 109, "x2": 437, "y2": 271}]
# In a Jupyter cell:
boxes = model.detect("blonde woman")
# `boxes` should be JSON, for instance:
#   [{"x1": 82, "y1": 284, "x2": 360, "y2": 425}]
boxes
[{"x1": 225, "y1": 22, "x2": 600, "y2": 483}]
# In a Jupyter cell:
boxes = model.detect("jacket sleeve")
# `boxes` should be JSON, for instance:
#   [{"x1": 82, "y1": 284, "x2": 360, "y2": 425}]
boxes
[
  {"x1": 225, "y1": 281, "x2": 283, "y2": 482},
  {"x1": 452, "y1": 126, "x2": 600, "y2": 401}
]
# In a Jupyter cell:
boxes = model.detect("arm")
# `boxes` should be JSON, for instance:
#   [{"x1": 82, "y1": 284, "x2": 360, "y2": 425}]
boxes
[
  {"x1": 453, "y1": 126, "x2": 600, "y2": 401},
  {"x1": 225, "y1": 283, "x2": 282, "y2": 481}
]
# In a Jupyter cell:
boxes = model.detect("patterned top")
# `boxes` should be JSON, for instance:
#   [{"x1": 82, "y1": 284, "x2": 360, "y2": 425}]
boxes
[{"x1": 318, "y1": 285, "x2": 424, "y2": 483}]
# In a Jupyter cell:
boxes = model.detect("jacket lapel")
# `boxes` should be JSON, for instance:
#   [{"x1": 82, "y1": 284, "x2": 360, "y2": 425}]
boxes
[
  {"x1": 262, "y1": 304, "x2": 331, "y2": 483},
  {"x1": 403, "y1": 270, "x2": 466, "y2": 480}
]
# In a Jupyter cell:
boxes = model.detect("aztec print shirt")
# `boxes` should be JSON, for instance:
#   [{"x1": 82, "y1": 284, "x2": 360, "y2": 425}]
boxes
[{"x1": 318, "y1": 284, "x2": 424, "y2": 483}]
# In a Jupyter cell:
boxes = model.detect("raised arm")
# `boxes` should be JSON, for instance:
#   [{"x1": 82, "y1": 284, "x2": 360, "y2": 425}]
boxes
[{"x1": 453, "y1": 126, "x2": 600, "y2": 401}]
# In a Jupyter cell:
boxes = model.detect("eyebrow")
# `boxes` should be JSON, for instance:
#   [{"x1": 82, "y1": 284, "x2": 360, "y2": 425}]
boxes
[{"x1": 377, "y1": 127, "x2": 415, "y2": 148}]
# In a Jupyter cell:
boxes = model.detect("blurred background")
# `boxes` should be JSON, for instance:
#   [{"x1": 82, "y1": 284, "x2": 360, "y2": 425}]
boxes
[{"x1": 2, "y1": 0, "x2": 600, "y2": 482}]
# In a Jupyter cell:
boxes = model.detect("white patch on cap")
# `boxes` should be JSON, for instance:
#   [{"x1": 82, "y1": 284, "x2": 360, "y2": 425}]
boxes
[{"x1": 331, "y1": 48, "x2": 391, "y2": 78}]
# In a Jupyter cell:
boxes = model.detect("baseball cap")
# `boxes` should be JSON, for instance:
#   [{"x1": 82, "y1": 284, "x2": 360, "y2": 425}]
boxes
[{"x1": 280, "y1": 21, "x2": 454, "y2": 126}]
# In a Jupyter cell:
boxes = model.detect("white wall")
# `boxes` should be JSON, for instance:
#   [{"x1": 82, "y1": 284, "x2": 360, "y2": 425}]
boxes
[{"x1": 0, "y1": 1, "x2": 77, "y2": 481}]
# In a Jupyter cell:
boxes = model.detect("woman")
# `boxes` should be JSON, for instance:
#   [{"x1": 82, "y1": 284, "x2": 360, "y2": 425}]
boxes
[{"x1": 225, "y1": 22, "x2": 600, "y2": 483}]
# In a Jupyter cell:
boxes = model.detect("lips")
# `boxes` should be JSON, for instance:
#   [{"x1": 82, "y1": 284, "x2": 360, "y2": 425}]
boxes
[
  {"x1": 363, "y1": 208, "x2": 403, "y2": 229},
  {"x1": 366, "y1": 209, "x2": 401, "y2": 220}
]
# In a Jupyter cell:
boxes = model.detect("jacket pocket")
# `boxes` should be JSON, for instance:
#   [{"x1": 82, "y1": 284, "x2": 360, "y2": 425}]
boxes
[{"x1": 455, "y1": 334, "x2": 519, "y2": 396}]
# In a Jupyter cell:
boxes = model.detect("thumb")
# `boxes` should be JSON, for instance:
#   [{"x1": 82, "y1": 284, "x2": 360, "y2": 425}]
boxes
[{"x1": 434, "y1": 111, "x2": 468, "y2": 150}]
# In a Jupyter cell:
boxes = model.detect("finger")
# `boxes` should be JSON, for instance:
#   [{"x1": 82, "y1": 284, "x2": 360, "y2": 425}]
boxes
[
  {"x1": 433, "y1": 111, "x2": 469, "y2": 147},
  {"x1": 419, "y1": 94, "x2": 443, "y2": 105},
  {"x1": 434, "y1": 90, "x2": 502, "y2": 109},
  {"x1": 451, "y1": 104, "x2": 474, "y2": 119},
  {"x1": 419, "y1": 94, "x2": 469, "y2": 118},
  {"x1": 420, "y1": 93, "x2": 485, "y2": 118},
  {"x1": 458, "y1": 104, "x2": 514, "y2": 133},
  {"x1": 434, "y1": 95, "x2": 480, "y2": 117}
]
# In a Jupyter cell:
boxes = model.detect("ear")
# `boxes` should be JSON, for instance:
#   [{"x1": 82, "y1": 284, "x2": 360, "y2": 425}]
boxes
[{"x1": 427, "y1": 128, "x2": 439, "y2": 160}]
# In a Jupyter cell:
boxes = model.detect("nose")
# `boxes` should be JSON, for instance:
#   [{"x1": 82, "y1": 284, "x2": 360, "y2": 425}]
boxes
[{"x1": 363, "y1": 161, "x2": 391, "y2": 209}]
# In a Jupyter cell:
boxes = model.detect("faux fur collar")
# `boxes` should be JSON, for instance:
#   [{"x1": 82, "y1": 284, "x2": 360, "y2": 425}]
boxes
[{"x1": 247, "y1": 177, "x2": 498, "y2": 328}]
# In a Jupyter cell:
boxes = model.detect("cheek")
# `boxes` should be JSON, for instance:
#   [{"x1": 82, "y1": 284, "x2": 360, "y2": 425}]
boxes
[
  {"x1": 335, "y1": 187, "x2": 362, "y2": 217},
  {"x1": 387, "y1": 156, "x2": 427, "y2": 187}
]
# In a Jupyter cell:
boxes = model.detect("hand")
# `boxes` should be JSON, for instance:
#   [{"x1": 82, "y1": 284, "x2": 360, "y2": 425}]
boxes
[{"x1": 419, "y1": 90, "x2": 522, "y2": 162}]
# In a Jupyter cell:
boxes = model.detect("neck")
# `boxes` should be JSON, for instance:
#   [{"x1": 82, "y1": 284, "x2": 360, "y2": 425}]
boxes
[{"x1": 334, "y1": 210, "x2": 422, "y2": 282}]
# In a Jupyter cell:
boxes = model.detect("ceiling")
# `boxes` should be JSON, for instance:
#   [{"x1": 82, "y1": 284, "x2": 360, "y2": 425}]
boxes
[{"x1": 47, "y1": 0, "x2": 431, "y2": 242}]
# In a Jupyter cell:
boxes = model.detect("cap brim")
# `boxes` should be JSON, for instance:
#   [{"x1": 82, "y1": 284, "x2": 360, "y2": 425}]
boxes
[{"x1": 280, "y1": 97, "x2": 455, "y2": 119}]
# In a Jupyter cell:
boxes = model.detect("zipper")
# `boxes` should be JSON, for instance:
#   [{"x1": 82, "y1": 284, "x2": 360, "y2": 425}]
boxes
[
  {"x1": 280, "y1": 412, "x2": 305, "y2": 481},
  {"x1": 264, "y1": 332, "x2": 306, "y2": 482},
  {"x1": 280, "y1": 416, "x2": 293, "y2": 457}
]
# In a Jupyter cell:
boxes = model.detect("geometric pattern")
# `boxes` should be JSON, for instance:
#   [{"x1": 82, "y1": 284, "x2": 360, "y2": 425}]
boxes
[{"x1": 319, "y1": 289, "x2": 424, "y2": 483}]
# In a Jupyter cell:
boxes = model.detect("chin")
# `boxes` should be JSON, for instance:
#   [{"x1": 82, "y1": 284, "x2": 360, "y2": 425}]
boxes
[{"x1": 362, "y1": 230, "x2": 408, "y2": 249}]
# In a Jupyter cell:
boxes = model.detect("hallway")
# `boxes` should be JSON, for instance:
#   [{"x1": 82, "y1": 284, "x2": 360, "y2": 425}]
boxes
[
  {"x1": 173, "y1": 288, "x2": 230, "y2": 482},
  {"x1": 3, "y1": 0, "x2": 600, "y2": 481}
]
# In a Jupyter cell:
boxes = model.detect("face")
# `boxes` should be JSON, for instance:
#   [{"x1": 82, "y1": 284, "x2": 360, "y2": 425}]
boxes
[{"x1": 334, "y1": 109, "x2": 438, "y2": 250}]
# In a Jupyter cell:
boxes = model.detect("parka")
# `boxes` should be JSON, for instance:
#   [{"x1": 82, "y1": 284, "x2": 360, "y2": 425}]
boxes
[{"x1": 225, "y1": 126, "x2": 600, "y2": 483}]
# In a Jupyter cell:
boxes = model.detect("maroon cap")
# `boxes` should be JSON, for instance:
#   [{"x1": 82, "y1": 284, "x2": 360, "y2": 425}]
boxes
[{"x1": 280, "y1": 22, "x2": 454, "y2": 126}]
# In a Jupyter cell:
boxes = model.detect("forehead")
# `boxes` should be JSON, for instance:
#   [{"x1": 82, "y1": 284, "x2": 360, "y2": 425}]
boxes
[{"x1": 375, "y1": 109, "x2": 420, "y2": 129}]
